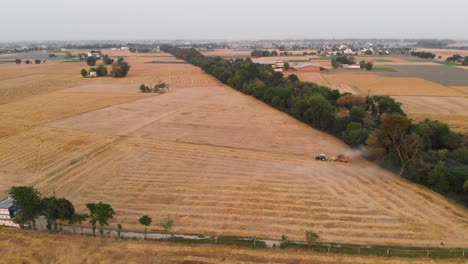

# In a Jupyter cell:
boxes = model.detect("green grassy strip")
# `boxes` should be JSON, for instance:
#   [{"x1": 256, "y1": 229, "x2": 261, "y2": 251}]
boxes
[
  {"x1": 309, "y1": 57, "x2": 330, "y2": 60},
  {"x1": 280, "y1": 242, "x2": 467, "y2": 259},
  {"x1": 374, "y1": 59, "x2": 394, "y2": 62},
  {"x1": 149, "y1": 236, "x2": 266, "y2": 249},
  {"x1": 435, "y1": 61, "x2": 461, "y2": 67},
  {"x1": 287, "y1": 59, "x2": 309, "y2": 62},
  {"x1": 373, "y1": 67, "x2": 398, "y2": 72},
  {"x1": 145, "y1": 61, "x2": 188, "y2": 64},
  {"x1": 61, "y1": 59, "x2": 83, "y2": 63}
]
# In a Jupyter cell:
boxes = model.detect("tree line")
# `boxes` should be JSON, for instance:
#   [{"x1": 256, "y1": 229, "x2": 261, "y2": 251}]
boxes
[
  {"x1": 15, "y1": 59, "x2": 45, "y2": 64},
  {"x1": 251, "y1": 50, "x2": 278, "y2": 58},
  {"x1": 331, "y1": 56, "x2": 357, "y2": 69},
  {"x1": 7, "y1": 186, "x2": 175, "y2": 238},
  {"x1": 79, "y1": 57, "x2": 130, "y2": 78},
  {"x1": 161, "y1": 45, "x2": 468, "y2": 205},
  {"x1": 410, "y1": 51, "x2": 436, "y2": 59}
]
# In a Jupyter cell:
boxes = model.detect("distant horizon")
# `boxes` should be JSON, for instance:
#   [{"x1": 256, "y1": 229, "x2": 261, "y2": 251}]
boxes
[
  {"x1": 1, "y1": 38, "x2": 468, "y2": 44},
  {"x1": 1, "y1": 0, "x2": 467, "y2": 42}
]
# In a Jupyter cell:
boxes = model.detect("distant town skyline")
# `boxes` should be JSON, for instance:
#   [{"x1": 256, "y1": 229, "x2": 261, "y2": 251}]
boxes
[{"x1": 1, "y1": 0, "x2": 467, "y2": 41}]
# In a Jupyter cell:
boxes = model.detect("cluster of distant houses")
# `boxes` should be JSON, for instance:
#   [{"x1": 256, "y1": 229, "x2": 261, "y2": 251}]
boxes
[
  {"x1": 320, "y1": 46, "x2": 390, "y2": 57},
  {"x1": 260, "y1": 60, "x2": 364, "y2": 72}
]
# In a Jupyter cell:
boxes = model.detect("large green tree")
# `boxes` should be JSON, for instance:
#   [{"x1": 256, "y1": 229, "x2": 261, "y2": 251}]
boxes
[
  {"x1": 86, "y1": 56, "x2": 97, "y2": 66},
  {"x1": 86, "y1": 202, "x2": 115, "y2": 237},
  {"x1": 428, "y1": 160, "x2": 449, "y2": 194},
  {"x1": 159, "y1": 216, "x2": 175, "y2": 241},
  {"x1": 367, "y1": 114, "x2": 422, "y2": 176},
  {"x1": 41, "y1": 197, "x2": 75, "y2": 231},
  {"x1": 138, "y1": 215, "x2": 152, "y2": 239},
  {"x1": 9, "y1": 186, "x2": 42, "y2": 229}
]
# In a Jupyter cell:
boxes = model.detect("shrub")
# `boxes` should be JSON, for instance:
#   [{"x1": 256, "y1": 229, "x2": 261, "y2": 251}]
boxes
[
  {"x1": 86, "y1": 56, "x2": 97, "y2": 66},
  {"x1": 80, "y1": 69, "x2": 88, "y2": 77},
  {"x1": 34, "y1": 59, "x2": 41, "y2": 64},
  {"x1": 95, "y1": 65, "x2": 108, "y2": 77},
  {"x1": 139, "y1": 84, "x2": 151, "y2": 93},
  {"x1": 336, "y1": 95, "x2": 366, "y2": 110},
  {"x1": 112, "y1": 60, "x2": 131, "y2": 78}
]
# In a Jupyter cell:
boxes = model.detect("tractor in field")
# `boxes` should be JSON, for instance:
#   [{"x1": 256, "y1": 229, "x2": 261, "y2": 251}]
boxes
[
  {"x1": 315, "y1": 153, "x2": 349, "y2": 163},
  {"x1": 315, "y1": 153, "x2": 327, "y2": 161}
]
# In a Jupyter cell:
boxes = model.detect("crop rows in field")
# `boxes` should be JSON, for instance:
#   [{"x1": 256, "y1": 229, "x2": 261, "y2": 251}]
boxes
[
  {"x1": 0, "y1": 92, "x2": 143, "y2": 137},
  {"x1": 0, "y1": 127, "x2": 118, "y2": 195},
  {"x1": 31, "y1": 135, "x2": 468, "y2": 247}
]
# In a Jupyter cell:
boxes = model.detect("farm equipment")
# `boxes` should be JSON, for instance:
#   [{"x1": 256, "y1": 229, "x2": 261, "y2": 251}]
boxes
[
  {"x1": 336, "y1": 154, "x2": 349, "y2": 163},
  {"x1": 315, "y1": 153, "x2": 327, "y2": 161},
  {"x1": 315, "y1": 153, "x2": 349, "y2": 163}
]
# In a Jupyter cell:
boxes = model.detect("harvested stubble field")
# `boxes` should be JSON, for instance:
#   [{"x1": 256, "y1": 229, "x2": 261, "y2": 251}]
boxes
[
  {"x1": 1, "y1": 230, "x2": 463, "y2": 264},
  {"x1": 393, "y1": 96, "x2": 468, "y2": 134},
  {"x1": 323, "y1": 73, "x2": 465, "y2": 96},
  {"x1": 13, "y1": 80, "x2": 467, "y2": 247},
  {"x1": 0, "y1": 91, "x2": 143, "y2": 137},
  {"x1": 0, "y1": 51, "x2": 467, "y2": 253},
  {"x1": 393, "y1": 96, "x2": 468, "y2": 115}
]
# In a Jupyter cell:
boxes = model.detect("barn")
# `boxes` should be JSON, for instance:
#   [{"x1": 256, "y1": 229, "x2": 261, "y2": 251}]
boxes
[
  {"x1": 293, "y1": 63, "x2": 321, "y2": 73},
  {"x1": 0, "y1": 197, "x2": 20, "y2": 228}
]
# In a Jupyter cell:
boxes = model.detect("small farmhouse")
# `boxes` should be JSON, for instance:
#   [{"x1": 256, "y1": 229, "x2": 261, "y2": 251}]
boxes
[
  {"x1": 293, "y1": 63, "x2": 321, "y2": 73},
  {"x1": 0, "y1": 197, "x2": 20, "y2": 228},
  {"x1": 274, "y1": 61, "x2": 284, "y2": 72}
]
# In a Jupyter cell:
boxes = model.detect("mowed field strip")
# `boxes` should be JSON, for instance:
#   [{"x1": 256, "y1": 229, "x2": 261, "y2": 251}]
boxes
[{"x1": 0, "y1": 51, "x2": 467, "y2": 249}]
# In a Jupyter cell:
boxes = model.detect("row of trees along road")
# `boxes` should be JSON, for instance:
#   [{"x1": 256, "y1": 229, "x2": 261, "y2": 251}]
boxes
[
  {"x1": 9, "y1": 186, "x2": 112, "y2": 236},
  {"x1": 161, "y1": 45, "x2": 468, "y2": 206},
  {"x1": 138, "y1": 215, "x2": 175, "y2": 240},
  {"x1": 8, "y1": 186, "x2": 176, "y2": 238}
]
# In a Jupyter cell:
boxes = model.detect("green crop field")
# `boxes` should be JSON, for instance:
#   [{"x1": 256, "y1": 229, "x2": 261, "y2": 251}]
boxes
[
  {"x1": 435, "y1": 61, "x2": 461, "y2": 67},
  {"x1": 374, "y1": 59, "x2": 394, "y2": 62}
]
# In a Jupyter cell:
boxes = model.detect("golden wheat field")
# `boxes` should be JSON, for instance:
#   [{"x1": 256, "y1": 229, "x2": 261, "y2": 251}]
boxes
[
  {"x1": 0, "y1": 51, "x2": 467, "y2": 255},
  {"x1": 2, "y1": 229, "x2": 464, "y2": 264}
]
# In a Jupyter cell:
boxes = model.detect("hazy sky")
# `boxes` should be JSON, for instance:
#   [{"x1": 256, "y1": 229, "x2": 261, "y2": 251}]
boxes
[{"x1": 1, "y1": 0, "x2": 467, "y2": 41}]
